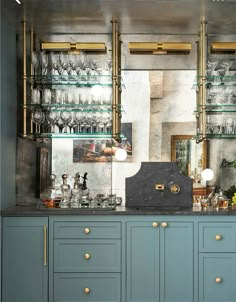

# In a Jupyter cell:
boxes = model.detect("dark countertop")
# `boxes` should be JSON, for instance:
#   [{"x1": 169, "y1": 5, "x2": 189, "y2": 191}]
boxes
[{"x1": 1, "y1": 205, "x2": 236, "y2": 216}]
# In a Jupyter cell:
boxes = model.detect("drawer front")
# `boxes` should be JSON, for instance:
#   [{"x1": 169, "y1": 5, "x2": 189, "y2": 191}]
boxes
[
  {"x1": 54, "y1": 273, "x2": 120, "y2": 302},
  {"x1": 199, "y1": 253, "x2": 236, "y2": 302},
  {"x1": 54, "y1": 221, "x2": 121, "y2": 239},
  {"x1": 199, "y1": 222, "x2": 236, "y2": 252},
  {"x1": 54, "y1": 239, "x2": 121, "y2": 272}
]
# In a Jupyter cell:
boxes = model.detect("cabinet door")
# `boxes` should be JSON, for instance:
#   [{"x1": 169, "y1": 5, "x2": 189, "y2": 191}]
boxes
[
  {"x1": 199, "y1": 253, "x2": 236, "y2": 302},
  {"x1": 160, "y1": 221, "x2": 194, "y2": 302},
  {"x1": 54, "y1": 272, "x2": 120, "y2": 302},
  {"x1": 126, "y1": 221, "x2": 160, "y2": 302},
  {"x1": 2, "y1": 217, "x2": 48, "y2": 302}
]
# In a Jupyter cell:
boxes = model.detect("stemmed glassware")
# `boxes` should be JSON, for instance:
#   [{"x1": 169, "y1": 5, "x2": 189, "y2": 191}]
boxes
[
  {"x1": 31, "y1": 51, "x2": 39, "y2": 77},
  {"x1": 40, "y1": 52, "x2": 48, "y2": 76},
  {"x1": 32, "y1": 108, "x2": 45, "y2": 133},
  {"x1": 31, "y1": 89, "x2": 41, "y2": 104},
  {"x1": 60, "y1": 110, "x2": 72, "y2": 133},
  {"x1": 47, "y1": 111, "x2": 59, "y2": 133},
  {"x1": 207, "y1": 61, "x2": 221, "y2": 85},
  {"x1": 30, "y1": 51, "x2": 116, "y2": 137}
]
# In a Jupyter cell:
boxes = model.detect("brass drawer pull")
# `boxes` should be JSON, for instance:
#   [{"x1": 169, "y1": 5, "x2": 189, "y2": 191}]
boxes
[
  {"x1": 84, "y1": 253, "x2": 91, "y2": 260},
  {"x1": 162, "y1": 222, "x2": 168, "y2": 228},
  {"x1": 84, "y1": 227, "x2": 90, "y2": 234},
  {"x1": 43, "y1": 225, "x2": 47, "y2": 266},
  {"x1": 215, "y1": 277, "x2": 222, "y2": 283},
  {"x1": 84, "y1": 287, "x2": 90, "y2": 294},
  {"x1": 215, "y1": 235, "x2": 222, "y2": 241},
  {"x1": 152, "y1": 222, "x2": 158, "y2": 228}
]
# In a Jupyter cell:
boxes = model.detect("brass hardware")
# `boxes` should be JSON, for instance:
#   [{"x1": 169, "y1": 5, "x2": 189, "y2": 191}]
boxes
[
  {"x1": 162, "y1": 222, "x2": 168, "y2": 228},
  {"x1": 197, "y1": 19, "x2": 207, "y2": 143},
  {"x1": 215, "y1": 235, "x2": 222, "y2": 241},
  {"x1": 155, "y1": 184, "x2": 164, "y2": 191},
  {"x1": 84, "y1": 287, "x2": 90, "y2": 294},
  {"x1": 84, "y1": 227, "x2": 90, "y2": 234},
  {"x1": 215, "y1": 277, "x2": 222, "y2": 283},
  {"x1": 30, "y1": 25, "x2": 34, "y2": 134},
  {"x1": 128, "y1": 42, "x2": 192, "y2": 54},
  {"x1": 211, "y1": 42, "x2": 236, "y2": 54},
  {"x1": 43, "y1": 225, "x2": 47, "y2": 266},
  {"x1": 84, "y1": 253, "x2": 91, "y2": 260},
  {"x1": 41, "y1": 42, "x2": 106, "y2": 52},
  {"x1": 152, "y1": 222, "x2": 158, "y2": 228},
  {"x1": 22, "y1": 20, "x2": 27, "y2": 137},
  {"x1": 170, "y1": 184, "x2": 181, "y2": 194},
  {"x1": 111, "y1": 19, "x2": 122, "y2": 143}
]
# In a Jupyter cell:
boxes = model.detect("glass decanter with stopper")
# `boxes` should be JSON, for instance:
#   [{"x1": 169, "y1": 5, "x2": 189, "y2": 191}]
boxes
[
  {"x1": 79, "y1": 172, "x2": 91, "y2": 208},
  {"x1": 40, "y1": 174, "x2": 62, "y2": 208},
  {"x1": 70, "y1": 172, "x2": 82, "y2": 208},
  {"x1": 207, "y1": 186, "x2": 218, "y2": 209},
  {"x1": 217, "y1": 189, "x2": 229, "y2": 209},
  {"x1": 59, "y1": 174, "x2": 71, "y2": 208}
]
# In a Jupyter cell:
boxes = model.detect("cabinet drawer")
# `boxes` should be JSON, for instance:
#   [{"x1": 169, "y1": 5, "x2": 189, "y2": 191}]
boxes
[
  {"x1": 54, "y1": 221, "x2": 121, "y2": 239},
  {"x1": 54, "y1": 273, "x2": 120, "y2": 302},
  {"x1": 54, "y1": 239, "x2": 121, "y2": 272},
  {"x1": 199, "y1": 253, "x2": 236, "y2": 302},
  {"x1": 199, "y1": 223, "x2": 236, "y2": 252}
]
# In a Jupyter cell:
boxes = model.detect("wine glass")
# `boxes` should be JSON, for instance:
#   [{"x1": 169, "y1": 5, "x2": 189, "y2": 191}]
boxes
[
  {"x1": 31, "y1": 89, "x2": 40, "y2": 104},
  {"x1": 74, "y1": 111, "x2": 84, "y2": 133},
  {"x1": 42, "y1": 89, "x2": 51, "y2": 105},
  {"x1": 32, "y1": 108, "x2": 45, "y2": 133},
  {"x1": 40, "y1": 52, "x2": 48, "y2": 76},
  {"x1": 47, "y1": 111, "x2": 59, "y2": 133},
  {"x1": 60, "y1": 110, "x2": 72, "y2": 133},
  {"x1": 31, "y1": 51, "x2": 39, "y2": 77}
]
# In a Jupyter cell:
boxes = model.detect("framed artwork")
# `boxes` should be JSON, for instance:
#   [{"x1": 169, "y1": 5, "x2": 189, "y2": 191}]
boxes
[{"x1": 73, "y1": 123, "x2": 132, "y2": 163}]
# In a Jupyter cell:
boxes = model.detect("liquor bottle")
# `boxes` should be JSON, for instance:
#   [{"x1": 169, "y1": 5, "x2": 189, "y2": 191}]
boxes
[
  {"x1": 71, "y1": 173, "x2": 81, "y2": 208},
  {"x1": 59, "y1": 174, "x2": 71, "y2": 208}
]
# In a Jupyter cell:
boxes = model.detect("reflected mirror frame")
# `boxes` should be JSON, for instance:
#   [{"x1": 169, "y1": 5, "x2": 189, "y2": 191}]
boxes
[{"x1": 171, "y1": 135, "x2": 208, "y2": 177}]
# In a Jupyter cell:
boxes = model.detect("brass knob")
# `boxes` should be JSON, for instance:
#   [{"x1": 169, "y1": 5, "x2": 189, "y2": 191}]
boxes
[
  {"x1": 162, "y1": 222, "x2": 168, "y2": 228},
  {"x1": 84, "y1": 287, "x2": 90, "y2": 294},
  {"x1": 84, "y1": 253, "x2": 91, "y2": 260},
  {"x1": 152, "y1": 222, "x2": 158, "y2": 228},
  {"x1": 84, "y1": 227, "x2": 90, "y2": 234},
  {"x1": 215, "y1": 235, "x2": 221, "y2": 241},
  {"x1": 215, "y1": 277, "x2": 222, "y2": 283}
]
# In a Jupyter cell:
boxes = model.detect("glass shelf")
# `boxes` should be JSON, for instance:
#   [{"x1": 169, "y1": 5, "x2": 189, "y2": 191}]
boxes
[
  {"x1": 195, "y1": 133, "x2": 236, "y2": 140},
  {"x1": 195, "y1": 104, "x2": 236, "y2": 113},
  {"x1": 206, "y1": 134, "x2": 236, "y2": 139},
  {"x1": 28, "y1": 75, "x2": 124, "y2": 88},
  {"x1": 194, "y1": 75, "x2": 236, "y2": 86},
  {"x1": 23, "y1": 132, "x2": 127, "y2": 140},
  {"x1": 24, "y1": 103, "x2": 124, "y2": 112}
]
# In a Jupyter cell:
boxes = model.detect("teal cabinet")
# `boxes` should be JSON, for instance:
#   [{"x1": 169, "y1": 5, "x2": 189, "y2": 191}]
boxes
[
  {"x1": 2, "y1": 217, "x2": 48, "y2": 302},
  {"x1": 52, "y1": 219, "x2": 121, "y2": 302},
  {"x1": 127, "y1": 221, "x2": 160, "y2": 302},
  {"x1": 126, "y1": 220, "x2": 194, "y2": 302},
  {"x1": 54, "y1": 273, "x2": 121, "y2": 302},
  {"x1": 199, "y1": 222, "x2": 236, "y2": 302},
  {"x1": 159, "y1": 221, "x2": 194, "y2": 302},
  {"x1": 199, "y1": 253, "x2": 236, "y2": 302}
]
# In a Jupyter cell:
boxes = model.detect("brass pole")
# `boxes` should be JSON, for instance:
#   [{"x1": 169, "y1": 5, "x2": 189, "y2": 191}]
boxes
[
  {"x1": 22, "y1": 20, "x2": 27, "y2": 137},
  {"x1": 111, "y1": 19, "x2": 121, "y2": 142},
  {"x1": 30, "y1": 25, "x2": 34, "y2": 134},
  {"x1": 200, "y1": 19, "x2": 207, "y2": 140},
  {"x1": 115, "y1": 28, "x2": 121, "y2": 140},
  {"x1": 196, "y1": 40, "x2": 201, "y2": 137},
  {"x1": 198, "y1": 18, "x2": 208, "y2": 170}
]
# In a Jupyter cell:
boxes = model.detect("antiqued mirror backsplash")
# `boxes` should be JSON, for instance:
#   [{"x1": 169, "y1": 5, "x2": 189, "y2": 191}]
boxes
[{"x1": 16, "y1": 70, "x2": 236, "y2": 205}]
